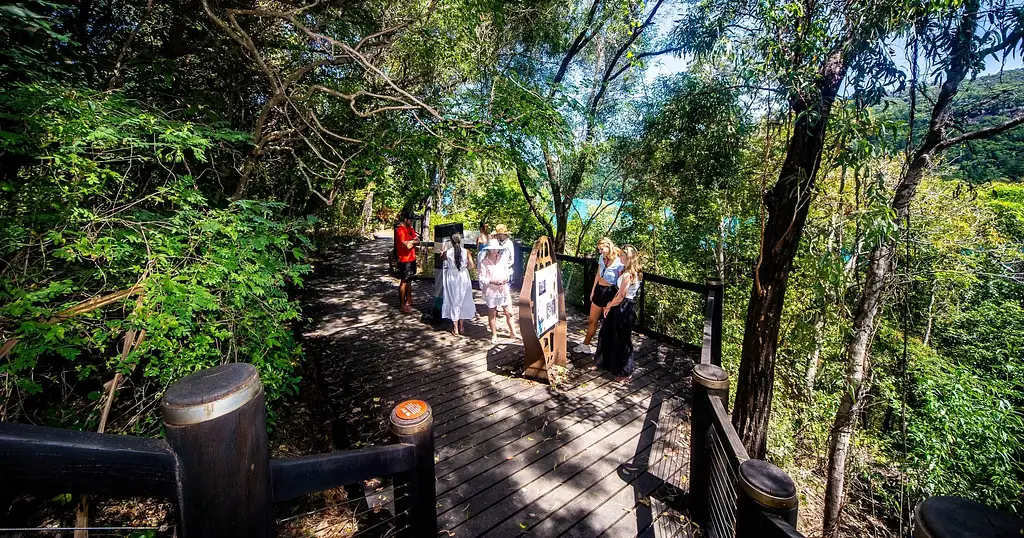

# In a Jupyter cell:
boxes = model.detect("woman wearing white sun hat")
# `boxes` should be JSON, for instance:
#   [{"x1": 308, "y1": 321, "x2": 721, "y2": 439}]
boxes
[
  {"x1": 491, "y1": 224, "x2": 515, "y2": 276},
  {"x1": 478, "y1": 243, "x2": 518, "y2": 344}
]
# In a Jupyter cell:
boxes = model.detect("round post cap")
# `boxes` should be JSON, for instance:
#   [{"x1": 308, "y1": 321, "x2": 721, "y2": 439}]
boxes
[
  {"x1": 914, "y1": 496, "x2": 1024, "y2": 538},
  {"x1": 161, "y1": 363, "x2": 263, "y2": 426},
  {"x1": 391, "y1": 399, "x2": 432, "y2": 436},
  {"x1": 739, "y1": 459, "x2": 798, "y2": 510},
  {"x1": 693, "y1": 363, "x2": 729, "y2": 390}
]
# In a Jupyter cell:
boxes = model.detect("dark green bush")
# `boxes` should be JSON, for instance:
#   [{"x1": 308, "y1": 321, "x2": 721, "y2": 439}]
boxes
[{"x1": 0, "y1": 83, "x2": 310, "y2": 431}]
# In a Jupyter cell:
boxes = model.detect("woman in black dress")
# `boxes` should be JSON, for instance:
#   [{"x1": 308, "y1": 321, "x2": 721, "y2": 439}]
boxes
[{"x1": 595, "y1": 245, "x2": 642, "y2": 381}]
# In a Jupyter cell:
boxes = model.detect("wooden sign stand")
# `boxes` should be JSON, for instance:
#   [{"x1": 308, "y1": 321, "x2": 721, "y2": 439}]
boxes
[{"x1": 518, "y1": 236, "x2": 567, "y2": 383}]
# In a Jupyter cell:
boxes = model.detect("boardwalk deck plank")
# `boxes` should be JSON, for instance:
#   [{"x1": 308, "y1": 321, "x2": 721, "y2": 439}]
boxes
[{"x1": 303, "y1": 236, "x2": 699, "y2": 538}]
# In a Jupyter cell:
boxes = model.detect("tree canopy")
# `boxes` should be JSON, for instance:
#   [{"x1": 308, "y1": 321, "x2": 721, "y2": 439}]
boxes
[{"x1": 2, "y1": 0, "x2": 1023, "y2": 535}]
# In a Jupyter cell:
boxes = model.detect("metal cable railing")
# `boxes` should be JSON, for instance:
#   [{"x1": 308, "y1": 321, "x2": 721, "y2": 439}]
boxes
[
  {"x1": 703, "y1": 392, "x2": 749, "y2": 538},
  {"x1": 691, "y1": 365, "x2": 805, "y2": 538},
  {"x1": 707, "y1": 425, "x2": 739, "y2": 538}
]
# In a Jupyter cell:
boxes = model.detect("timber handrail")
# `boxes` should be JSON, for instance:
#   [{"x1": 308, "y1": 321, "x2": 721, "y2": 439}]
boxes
[
  {"x1": 690, "y1": 363, "x2": 805, "y2": 537},
  {"x1": 0, "y1": 364, "x2": 437, "y2": 538},
  {"x1": 0, "y1": 422, "x2": 178, "y2": 498},
  {"x1": 555, "y1": 253, "x2": 722, "y2": 358},
  {"x1": 709, "y1": 394, "x2": 749, "y2": 468}
]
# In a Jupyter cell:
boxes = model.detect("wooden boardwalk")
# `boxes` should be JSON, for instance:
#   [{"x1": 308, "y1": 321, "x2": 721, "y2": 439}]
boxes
[{"x1": 303, "y1": 236, "x2": 697, "y2": 537}]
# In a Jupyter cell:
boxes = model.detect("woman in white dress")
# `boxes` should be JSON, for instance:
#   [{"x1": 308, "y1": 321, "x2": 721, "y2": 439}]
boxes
[
  {"x1": 441, "y1": 233, "x2": 477, "y2": 336},
  {"x1": 478, "y1": 244, "x2": 518, "y2": 344}
]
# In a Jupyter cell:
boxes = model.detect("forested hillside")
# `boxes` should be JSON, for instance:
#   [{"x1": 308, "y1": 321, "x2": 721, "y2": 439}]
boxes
[{"x1": 880, "y1": 68, "x2": 1024, "y2": 183}]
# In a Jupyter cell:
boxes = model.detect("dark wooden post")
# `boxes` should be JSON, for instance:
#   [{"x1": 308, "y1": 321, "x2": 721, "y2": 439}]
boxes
[
  {"x1": 636, "y1": 279, "x2": 647, "y2": 332},
  {"x1": 736, "y1": 459, "x2": 799, "y2": 537},
  {"x1": 706, "y1": 279, "x2": 724, "y2": 367},
  {"x1": 161, "y1": 363, "x2": 272, "y2": 538},
  {"x1": 391, "y1": 400, "x2": 436, "y2": 538},
  {"x1": 914, "y1": 496, "x2": 1024, "y2": 538},
  {"x1": 512, "y1": 239, "x2": 524, "y2": 289},
  {"x1": 582, "y1": 257, "x2": 598, "y2": 310},
  {"x1": 689, "y1": 363, "x2": 730, "y2": 526}
]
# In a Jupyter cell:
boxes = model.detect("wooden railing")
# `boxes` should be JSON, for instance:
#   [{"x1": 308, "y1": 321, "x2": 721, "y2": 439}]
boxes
[
  {"x1": 0, "y1": 364, "x2": 437, "y2": 538},
  {"x1": 688, "y1": 291, "x2": 806, "y2": 537},
  {"x1": 557, "y1": 254, "x2": 723, "y2": 361},
  {"x1": 554, "y1": 251, "x2": 807, "y2": 535}
]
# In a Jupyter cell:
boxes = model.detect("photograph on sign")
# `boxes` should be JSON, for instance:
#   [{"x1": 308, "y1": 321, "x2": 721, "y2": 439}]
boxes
[{"x1": 533, "y1": 264, "x2": 559, "y2": 336}]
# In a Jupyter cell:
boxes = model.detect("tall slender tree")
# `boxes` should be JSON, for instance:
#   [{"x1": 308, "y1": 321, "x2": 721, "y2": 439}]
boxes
[
  {"x1": 513, "y1": 0, "x2": 679, "y2": 252},
  {"x1": 822, "y1": 2, "x2": 1024, "y2": 534},
  {"x1": 677, "y1": 0, "x2": 912, "y2": 457}
]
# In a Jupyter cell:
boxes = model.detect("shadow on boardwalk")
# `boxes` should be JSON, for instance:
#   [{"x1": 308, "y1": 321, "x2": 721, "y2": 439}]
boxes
[{"x1": 301, "y1": 235, "x2": 699, "y2": 537}]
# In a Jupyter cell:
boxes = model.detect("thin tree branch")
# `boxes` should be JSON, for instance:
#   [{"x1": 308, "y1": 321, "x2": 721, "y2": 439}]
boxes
[
  {"x1": 107, "y1": 0, "x2": 155, "y2": 90},
  {"x1": 515, "y1": 163, "x2": 556, "y2": 238},
  {"x1": 550, "y1": 0, "x2": 606, "y2": 96},
  {"x1": 936, "y1": 114, "x2": 1024, "y2": 151},
  {"x1": 589, "y1": 0, "x2": 667, "y2": 112}
]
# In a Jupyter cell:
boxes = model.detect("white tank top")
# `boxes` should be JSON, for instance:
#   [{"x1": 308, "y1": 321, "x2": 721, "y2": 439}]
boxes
[{"x1": 618, "y1": 273, "x2": 640, "y2": 299}]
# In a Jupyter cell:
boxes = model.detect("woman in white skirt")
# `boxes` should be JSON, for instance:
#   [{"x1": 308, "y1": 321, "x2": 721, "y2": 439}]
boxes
[
  {"x1": 478, "y1": 244, "x2": 518, "y2": 344},
  {"x1": 442, "y1": 233, "x2": 477, "y2": 336}
]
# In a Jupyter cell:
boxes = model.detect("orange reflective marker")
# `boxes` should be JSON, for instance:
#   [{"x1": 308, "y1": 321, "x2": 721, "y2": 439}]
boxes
[{"x1": 396, "y1": 400, "x2": 428, "y2": 420}]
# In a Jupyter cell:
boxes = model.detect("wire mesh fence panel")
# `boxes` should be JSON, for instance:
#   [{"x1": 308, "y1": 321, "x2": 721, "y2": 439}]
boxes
[
  {"x1": 706, "y1": 425, "x2": 739, "y2": 538},
  {"x1": 415, "y1": 247, "x2": 483, "y2": 282},
  {"x1": 415, "y1": 246, "x2": 435, "y2": 279},
  {"x1": 639, "y1": 279, "x2": 704, "y2": 345},
  {"x1": 559, "y1": 260, "x2": 589, "y2": 308}
]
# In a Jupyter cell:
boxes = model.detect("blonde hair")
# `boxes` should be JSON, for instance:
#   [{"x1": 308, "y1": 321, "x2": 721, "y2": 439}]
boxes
[
  {"x1": 619, "y1": 244, "x2": 642, "y2": 282},
  {"x1": 597, "y1": 237, "x2": 619, "y2": 257}
]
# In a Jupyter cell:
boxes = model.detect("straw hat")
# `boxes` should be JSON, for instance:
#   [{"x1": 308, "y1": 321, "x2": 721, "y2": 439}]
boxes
[{"x1": 493, "y1": 224, "x2": 510, "y2": 235}]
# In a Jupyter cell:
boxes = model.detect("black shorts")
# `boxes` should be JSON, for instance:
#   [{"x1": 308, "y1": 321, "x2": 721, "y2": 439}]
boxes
[
  {"x1": 398, "y1": 260, "x2": 417, "y2": 282},
  {"x1": 592, "y1": 284, "x2": 618, "y2": 308}
]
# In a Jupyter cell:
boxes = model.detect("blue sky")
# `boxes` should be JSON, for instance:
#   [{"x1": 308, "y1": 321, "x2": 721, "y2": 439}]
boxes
[
  {"x1": 645, "y1": 45, "x2": 1023, "y2": 84},
  {"x1": 642, "y1": 8, "x2": 1024, "y2": 85}
]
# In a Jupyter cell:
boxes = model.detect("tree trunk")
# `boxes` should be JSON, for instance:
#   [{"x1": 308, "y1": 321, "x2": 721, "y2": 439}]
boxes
[
  {"x1": 822, "y1": 243, "x2": 891, "y2": 536},
  {"x1": 732, "y1": 53, "x2": 848, "y2": 458},
  {"x1": 422, "y1": 201, "x2": 432, "y2": 241},
  {"x1": 821, "y1": 4, "x2": 994, "y2": 531},
  {"x1": 359, "y1": 190, "x2": 374, "y2": 237},
  {"x1": 804, "y1": 312, "x2": 825, "y2": 398},
  {"x1": 336, "y1": 196, "x2": 347, "y2": 228},
  {"x1": 554, "y1": 203, "x2": 569, "y2": 253},
  {"x1": 74, "y1": 496, "x2": 89, "y2": 538},
  {"x1": 551, "y1": 181, "x2": 569, "y2": 252},
  {"x1": 923, "y1": 283, "x2": 936, "y2": 346},
  {"x1": 716, "y1": 216, "x2": 727, "y2": 281},
  {"x1": 233, "y1": 156, "x2": 257, "y2": 200}
]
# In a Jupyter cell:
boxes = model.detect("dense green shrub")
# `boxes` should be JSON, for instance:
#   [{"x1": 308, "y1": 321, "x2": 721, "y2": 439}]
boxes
[
  {"x1": 0, "y1": 83, "x2": 310, "y2": 430},
  {"x1": 872, "y1": 327, "x2": 1024, "y2": 513}
]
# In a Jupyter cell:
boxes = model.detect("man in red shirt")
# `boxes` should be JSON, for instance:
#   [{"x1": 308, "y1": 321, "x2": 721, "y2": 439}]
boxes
[{"x1": 395, "y1": 212, "x2": 420, "y2": 313}]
